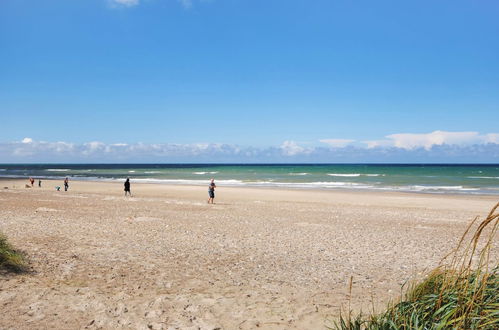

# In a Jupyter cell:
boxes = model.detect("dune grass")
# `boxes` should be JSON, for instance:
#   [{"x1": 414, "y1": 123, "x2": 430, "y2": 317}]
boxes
[
  {"x1": 333, "y1": 202, "x2": 499, "y2": 330},
  {"x1": 0, "y1": 232, "x2": 27, "y2": 272}
]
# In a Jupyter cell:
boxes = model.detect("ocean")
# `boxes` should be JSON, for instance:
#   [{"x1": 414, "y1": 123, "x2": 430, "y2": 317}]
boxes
[{"x1": 1, "y1": 164, "x2": 498, "y2": 195}]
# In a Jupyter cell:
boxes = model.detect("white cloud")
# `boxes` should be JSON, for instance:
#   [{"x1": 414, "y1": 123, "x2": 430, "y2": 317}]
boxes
[
  {"x1": 486, "y1": 133, "x2": 499, "y2": 144},
  {"x1": 319, "y1": 139, "x2": 355, "y2": 148},
  {"x1": 1, "y1": 133, "x2": 498, "y2": 162},
  {"x1": 387, "y1": 131, "x2": 481, "y2": 150},
  {"x1": 364, "y1": 130, "x2": 499, "y2": 150},
  {"x1": 111, "y1": 0, "x2": 140, "y2": 7},
  {"x1": 280, "y1": 141, "x2": 309, "y2": 156},
  {"x1": 363, "y1": 139, "x2": 393, "y2": 149}
]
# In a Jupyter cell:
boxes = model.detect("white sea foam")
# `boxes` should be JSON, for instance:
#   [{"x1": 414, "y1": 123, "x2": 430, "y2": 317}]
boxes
[
  {"x1": 128, "y1": 170, "x2": 136, "y2": 173},
  {"x1": 467, "y1": 176, "x2": 499, "y2": 179},
  {"x1": 288, "y1": 172, "x2": 309, "y2": 176},
  {"x1": 46, "y1": 169, "x2": 70, "y2": 172},
  {"x1": 365, "y1": 185, "x2": 483, "y2": 193},
  {"x1": 327, "y1": 173, "x2": 361, "y2": 177},
  {"x1": 128, "y1": 178, "x2": 371, "y2": 189},
  {"x1": 0, "y1": 174, "x2": 23, "y2": 178},
  {"x1": 131, "y1": 178, "x2": 240, "y2": 185},
  {"x1": 144, "y1": 171, "x2": 161, "y2": 174},
  {"x1": 0, "y1": 174, "x2": 93, "y2": 180},
  {"x1": 327, "y1": 173, "x2": 384, "y2": 177},
  {"x1": 193, "y1": 171, "x2": 219, "y2": 175},
  {"x1": 226, "y1": 181, "x2": 371, "y2": 189},
  {"x1": 408, "y1": 185, "x2": 479, "y2": 192}
]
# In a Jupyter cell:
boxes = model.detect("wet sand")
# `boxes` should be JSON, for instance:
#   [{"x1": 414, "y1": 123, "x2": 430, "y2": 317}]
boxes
[{"x1": 0, "y1": 179, "x2": 497, "y2": 329}]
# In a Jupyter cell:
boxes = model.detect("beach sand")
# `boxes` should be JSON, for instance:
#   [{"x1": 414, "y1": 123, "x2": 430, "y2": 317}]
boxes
[{"x1": 0, "y1": 179, "x2": 497, "y2": 329}]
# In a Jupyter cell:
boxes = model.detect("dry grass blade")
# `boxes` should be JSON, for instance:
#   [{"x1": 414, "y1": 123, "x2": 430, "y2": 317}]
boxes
[{"x1": 0, "y1": 232, "x2": 27, "y2": 273}]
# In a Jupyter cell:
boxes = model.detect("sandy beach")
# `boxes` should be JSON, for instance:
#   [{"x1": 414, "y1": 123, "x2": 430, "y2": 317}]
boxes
[{"x1": 0, "y1": 179, "x2": 497, "y2": 329}]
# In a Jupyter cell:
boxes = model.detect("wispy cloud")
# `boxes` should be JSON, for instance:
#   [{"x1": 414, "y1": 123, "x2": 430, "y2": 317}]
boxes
[
  {"x1": 110, "y1": 0, "x2": 140, "y2": 7},
  {"x1": 109, "y1": 0, "x2": 196, "y2": 9},
  {"x1": 319, "y1": 139, "x2": 355, "y2": 148},
  {"x1": 177, "y1": 0, "x2": 193, "y2": 9}
]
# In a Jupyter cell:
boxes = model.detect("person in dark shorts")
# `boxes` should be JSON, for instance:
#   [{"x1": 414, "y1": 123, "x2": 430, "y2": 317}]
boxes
[
  {"x1": 64, "y1": 177, "x2": 69, "y2": 191},
  {"x1": 38, "y1": 179, "x2": 42, "y2": 188},
  {"x1": 207, "y1": 178, "x2": 216, "y2": 204},
  {"x1": 124, "y1": 177, "x2": 131, "y2": 197}
]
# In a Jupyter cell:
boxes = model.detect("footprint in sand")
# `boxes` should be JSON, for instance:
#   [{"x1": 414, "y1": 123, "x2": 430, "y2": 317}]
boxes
[
  {"x1": 133, "y1": 216, "x2": 162, "y2": 222},
  {"x1": 54, "y1": 194, "x2": 87, "y2": 199},
  {"x1": 36, "y1": 207, "x2": 58, "y2": 212},
  {"x1": 415, "y1": 225, "x2": 433, "y2": 230},
  {"x1": 295, "y1": 222, "x2": 327, "y2": 228}
]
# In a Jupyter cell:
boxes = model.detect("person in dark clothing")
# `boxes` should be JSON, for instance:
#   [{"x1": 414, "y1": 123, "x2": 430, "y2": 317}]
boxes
[
  {"x1": 64, "y1": 177, "x2": 69, "y2": 191},
  {"x1": 124, "y1": 177, "x2": 131, "y2": 197},
  {"x1": 38, "y1": 179, "x2": 42, "y2": 188},
  {"x1": 207, "y1": 178, "x2": 216, "y2": 204}
]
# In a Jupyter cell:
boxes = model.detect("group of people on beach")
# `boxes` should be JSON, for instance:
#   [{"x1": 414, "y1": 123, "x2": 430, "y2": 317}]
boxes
[
  {"x1": 28, "y1": 177, "x2": 42, "y2": 188},
  {"x1": 122, "y1": 177, "x2": 217, "y2": 203},
  {"x1": 28, "y1": 177, "x2": 69, "y2": 191},
  {"x1": 27, "y1": 176, "x2": 217, "y2": 203}
]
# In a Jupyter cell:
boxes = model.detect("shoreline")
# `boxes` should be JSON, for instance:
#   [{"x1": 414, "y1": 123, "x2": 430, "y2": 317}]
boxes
[
  {"x1": 2, "y1": 176, "x2": 499, "y2": 197},
  {"x1": 1, "y1": 178, "x2": 498, "y2": 215}
]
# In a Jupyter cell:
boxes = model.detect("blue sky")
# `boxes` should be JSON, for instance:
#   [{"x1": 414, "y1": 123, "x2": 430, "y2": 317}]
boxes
[{"x1": 1, "y1": 0, "x2": 498, "y2": 162}]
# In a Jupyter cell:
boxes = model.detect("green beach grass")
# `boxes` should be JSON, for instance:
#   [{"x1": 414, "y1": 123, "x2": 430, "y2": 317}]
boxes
[
  {"x1": 0, "y1": 232, "x2": 27, "y2": 272},
  {"x1": 333, "y1": 203, "x2": 499, "y2": 330}
]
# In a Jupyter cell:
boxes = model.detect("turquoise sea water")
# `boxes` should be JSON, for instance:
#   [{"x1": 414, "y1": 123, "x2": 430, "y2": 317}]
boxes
[{"x1": 1, "y1": 164, "x2": 499, "y2": 195}]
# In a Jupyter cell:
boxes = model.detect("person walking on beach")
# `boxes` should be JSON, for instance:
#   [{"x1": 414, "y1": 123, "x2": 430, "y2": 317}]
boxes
[
  {"x1": 29, "y1": 177, "x2": 34, "y2": 187},
  {"x1": 124, "y1": 177, "x2": 132, "y2": 197},
  {"x1": 64, "y1": 177, "x2": 69, "y2": 191},
  {"x1": 208, "y1": 178, "x2": 216, "y2": 204},
  {"x1": 38, "y1": 179, "x2": 42, "y2": 188}
]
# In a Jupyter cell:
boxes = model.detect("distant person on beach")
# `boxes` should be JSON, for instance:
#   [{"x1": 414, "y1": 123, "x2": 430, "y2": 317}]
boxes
[
  {"x1": 64, "y1": 177, "x2": 69, "y2": 191},
  {"x1": 208, "y1": 178, "x2": 216, "y2": 204},
  {"x1": 29, "y1": 177, "x2": 34, "y2": 187},
  {"x1": 38, "y1": 179, "x2": 42, "y2": 188},
  {"x1": 124, "y1": 177, "x2": 131, "y2": 197}
]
